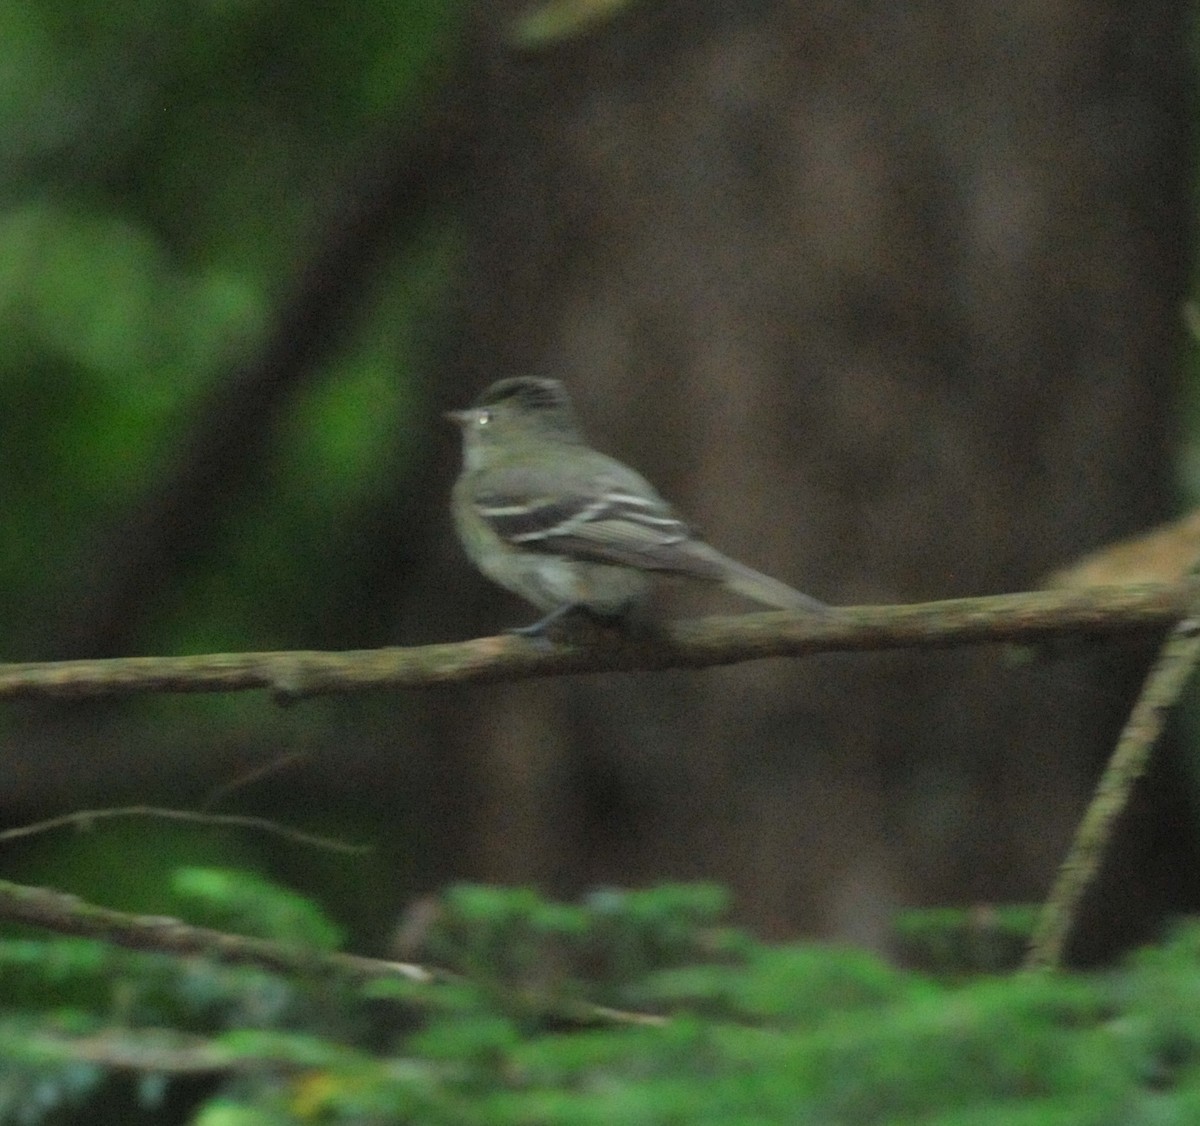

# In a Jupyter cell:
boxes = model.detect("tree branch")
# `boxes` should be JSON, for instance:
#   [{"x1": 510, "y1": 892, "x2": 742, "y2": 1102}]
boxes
[
  {"x1": 1025, "y1": 592, "x2": 1200, "y2": 969},
  {"x1": 0, "y1": 879, "x2": 667, "y2": 1030},
  {"x1": 0, "y1": 878, "x2": 431, "y2": 986},
  {"x1": 0, "y1": 584, "x2": 1181, "y2": 703},
  {"x1": 3, "y1": 583, "x2": 1196, "y2": 985}
]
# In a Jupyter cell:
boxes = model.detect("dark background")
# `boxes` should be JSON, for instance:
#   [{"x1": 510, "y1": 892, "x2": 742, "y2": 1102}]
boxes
[{"x1": 0, "y1": 0, "x2": 1193, "y2": 961}]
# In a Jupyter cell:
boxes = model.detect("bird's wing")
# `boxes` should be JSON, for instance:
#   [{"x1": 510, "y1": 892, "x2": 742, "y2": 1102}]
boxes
[{"x1": 467, "y1": 461, "x2": 712, "y2": 573}]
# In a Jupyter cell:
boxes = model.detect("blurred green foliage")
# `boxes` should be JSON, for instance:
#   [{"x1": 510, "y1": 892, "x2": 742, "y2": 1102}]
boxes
[
  {"x1": 3, "y1": 6, "x2": 1200, "y2": 1122},
  {"x1": 4, "y1": 877, "x2": 1200, "y2": 1123},
  {"x1": 0, "y1": 0, "x2": 463, "y2": 658},
  {"x1": 0, "y1": 0, "x2": 467, "y2": 948},
  {"x1": 892, "y1": 904, "x2": 1042, "y2": 975}
]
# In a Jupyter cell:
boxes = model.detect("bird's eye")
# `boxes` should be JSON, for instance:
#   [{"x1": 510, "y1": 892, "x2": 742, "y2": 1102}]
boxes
[{"x1": 477, "y1": 409, "x2": 493, "y2": 427}]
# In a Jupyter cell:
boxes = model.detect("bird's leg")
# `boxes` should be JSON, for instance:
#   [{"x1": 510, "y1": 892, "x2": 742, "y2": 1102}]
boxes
[{"x1": 508, "y1": 603, "x2": 579, "y2": 639}]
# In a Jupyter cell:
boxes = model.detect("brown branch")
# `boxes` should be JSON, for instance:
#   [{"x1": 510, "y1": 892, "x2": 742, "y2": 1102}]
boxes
[
  {"x1": 1025, "y1": 603, "x2": 1200, "y2": 970},
  {"x1": 0, "y1": 878, "x2": 433, "y2": 986},
  {"x1": 0, "y1": 879, "x2": 667, "y2": 1031},
  {"x1": 0, "y1": 584, "x2": 1182, "y2": 703}
]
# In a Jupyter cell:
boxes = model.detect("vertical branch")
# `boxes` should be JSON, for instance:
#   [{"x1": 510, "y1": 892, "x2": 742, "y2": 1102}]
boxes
[{"x1": 1026, "y1": 606, "x2": 1200, "y2": 969}]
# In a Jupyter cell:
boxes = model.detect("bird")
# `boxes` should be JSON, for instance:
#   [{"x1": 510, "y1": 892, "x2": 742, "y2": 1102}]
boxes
[{"x1": 447, "y1": 376, "x2": 828, "y2": 635}]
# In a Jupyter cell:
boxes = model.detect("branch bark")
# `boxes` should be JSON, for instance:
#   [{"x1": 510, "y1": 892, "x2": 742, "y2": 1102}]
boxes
[{"x1": 0, "y1": 584, "x2": 1181, "y2": 702}]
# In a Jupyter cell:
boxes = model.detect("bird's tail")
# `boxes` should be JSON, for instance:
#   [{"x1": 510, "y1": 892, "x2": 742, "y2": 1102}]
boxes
[{"x1": 683, "y1": 542, "x2": 829, "y2": 614}]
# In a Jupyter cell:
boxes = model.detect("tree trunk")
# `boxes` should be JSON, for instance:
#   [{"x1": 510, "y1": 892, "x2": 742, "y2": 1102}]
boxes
[{"x1": 408, "y1": 1, "x2": 1191, "y2": 953}]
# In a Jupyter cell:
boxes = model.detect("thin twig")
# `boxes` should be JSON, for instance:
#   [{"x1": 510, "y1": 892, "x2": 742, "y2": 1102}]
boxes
[
  {"x1": 202, "y1": 751, "x2": 311, "y2": 810},
  {"x1": 0, "y1": 806, "x2": 369, "y2": 855}
]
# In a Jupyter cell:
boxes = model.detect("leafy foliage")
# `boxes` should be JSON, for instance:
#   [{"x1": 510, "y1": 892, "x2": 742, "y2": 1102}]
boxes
[
  {"x1": 4, "y1": 875, "x2": 1200, "y2": 1122},
  {"x1": 172, "y1": 867, "x2": 343, "y2": 952},
  {"x1": 0, "y1": 0, "x2": 467, "y2": 956},
  {"x1": 0, "y1": 0, "x2": 463, "y2": 660}
]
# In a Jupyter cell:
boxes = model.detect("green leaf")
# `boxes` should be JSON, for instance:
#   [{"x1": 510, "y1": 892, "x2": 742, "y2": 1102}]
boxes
[{"x1": 172, "y1": 867, "x2": 343, "y2": 950}]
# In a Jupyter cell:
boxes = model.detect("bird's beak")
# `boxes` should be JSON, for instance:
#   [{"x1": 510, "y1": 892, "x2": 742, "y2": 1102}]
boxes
[{"x1": 444, "y1": 409, "x2": 470, "y2": 426}]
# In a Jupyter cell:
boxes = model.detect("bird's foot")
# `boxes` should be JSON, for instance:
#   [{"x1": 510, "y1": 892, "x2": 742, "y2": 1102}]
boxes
[
  {"x1": 507, "y1": 603, "x2": 579, "y2": 642},
  {"x1": 507, "y1": 604, "x2": 635, "y2": 645}
]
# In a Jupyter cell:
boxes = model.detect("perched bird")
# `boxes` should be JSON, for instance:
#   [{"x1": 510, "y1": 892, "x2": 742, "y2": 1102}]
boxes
[{"x1": 447, "y1": 376, "x2": 827, "y2": 634}]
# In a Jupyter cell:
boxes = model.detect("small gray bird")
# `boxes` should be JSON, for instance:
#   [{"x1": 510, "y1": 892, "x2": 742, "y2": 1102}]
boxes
[{"x1": 448, "y1": 377, "x2": 827, "y2": 634}]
